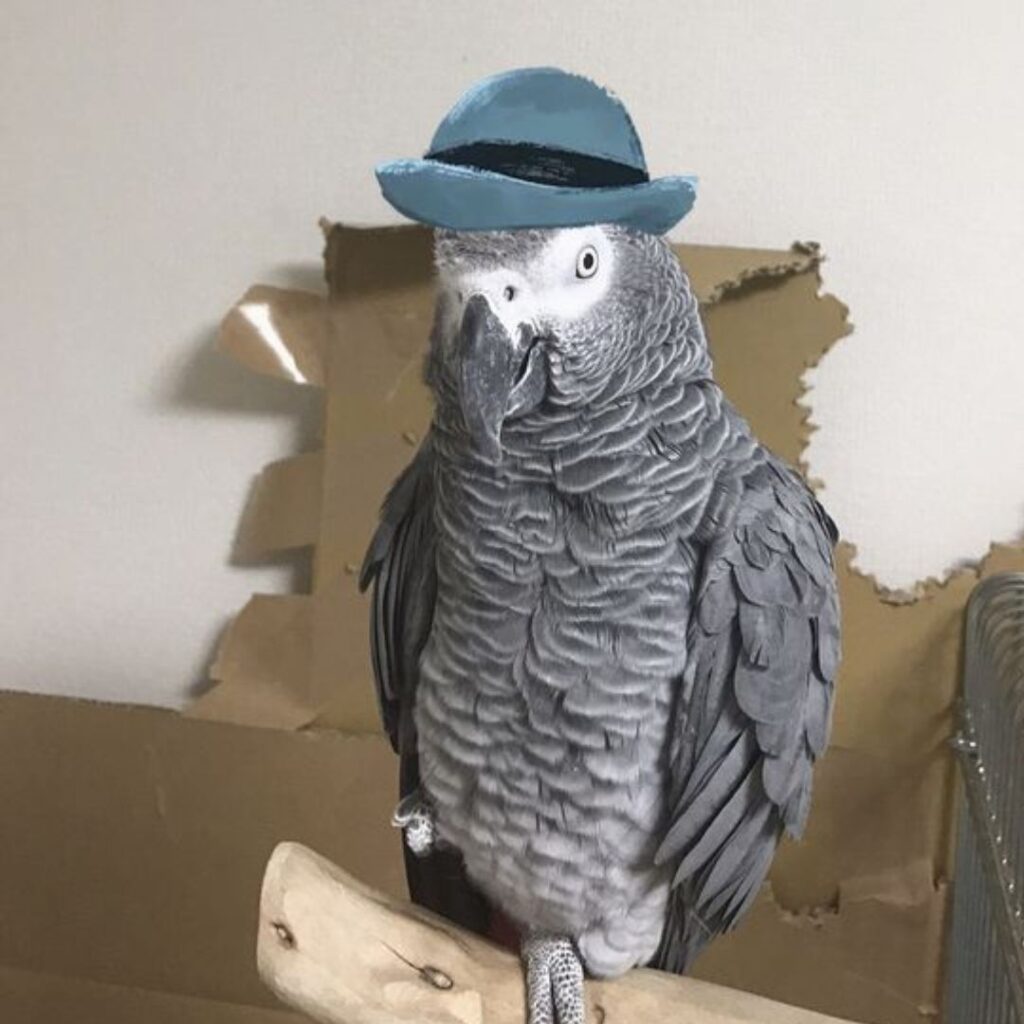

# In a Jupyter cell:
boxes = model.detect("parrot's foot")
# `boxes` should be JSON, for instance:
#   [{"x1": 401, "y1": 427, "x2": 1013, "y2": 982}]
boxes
[
  {"x1": 522, "y1": 933, "x2": 586, "y2": 1024},
  {"x1": 391, "y1": 790, "x2": 436, "y2": 857}
]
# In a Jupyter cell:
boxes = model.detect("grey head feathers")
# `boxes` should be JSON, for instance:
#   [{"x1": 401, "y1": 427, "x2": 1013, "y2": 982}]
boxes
[{"x1": 428, "y1": 224, "x2": 712, "y2": 425}]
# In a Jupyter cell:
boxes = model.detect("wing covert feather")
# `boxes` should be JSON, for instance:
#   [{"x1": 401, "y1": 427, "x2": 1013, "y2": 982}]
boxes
[{"x1": 654, "y1": 457, "x2": 840, "y2": 972}]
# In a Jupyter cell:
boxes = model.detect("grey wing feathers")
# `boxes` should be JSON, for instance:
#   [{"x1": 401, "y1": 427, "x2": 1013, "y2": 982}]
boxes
[
  {"x1": 358, "y1": 436, "x2": 437, "y2": 752},
  {"x1": 654, "y1": 456, "x2": 840, "y2": 972}
]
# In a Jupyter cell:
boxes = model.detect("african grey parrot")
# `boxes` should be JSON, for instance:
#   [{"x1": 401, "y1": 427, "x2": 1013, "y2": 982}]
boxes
[{"x1": 360, "y1": 222, "x2": 840, "y2": 1024}]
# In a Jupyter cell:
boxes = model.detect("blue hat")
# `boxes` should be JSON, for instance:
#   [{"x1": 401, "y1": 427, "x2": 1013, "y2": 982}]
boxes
[{"x1": 375, "y1": 67, "x2": 697, "y2": 236}]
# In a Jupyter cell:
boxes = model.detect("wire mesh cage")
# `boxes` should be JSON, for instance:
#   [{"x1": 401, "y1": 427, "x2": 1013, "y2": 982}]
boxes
[{"x1": 946, "y1": 572, "x2": 1024, "y2": 1023}]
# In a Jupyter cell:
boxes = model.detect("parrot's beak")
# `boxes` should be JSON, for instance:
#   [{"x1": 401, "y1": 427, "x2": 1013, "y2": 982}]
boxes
[{"x1": 457, "y1": 294, "x2": 547, "y2": 462}]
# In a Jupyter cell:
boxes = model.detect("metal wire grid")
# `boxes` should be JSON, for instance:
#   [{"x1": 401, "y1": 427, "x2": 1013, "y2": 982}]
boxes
[{"x1": 946, "y1": 573, "x2": 1024, "y2": 1024}]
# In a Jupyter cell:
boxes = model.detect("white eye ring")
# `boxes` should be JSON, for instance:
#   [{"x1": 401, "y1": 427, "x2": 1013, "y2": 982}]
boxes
[{"x1": 575, "y1": 245, "x2": 599, "y2": 279}]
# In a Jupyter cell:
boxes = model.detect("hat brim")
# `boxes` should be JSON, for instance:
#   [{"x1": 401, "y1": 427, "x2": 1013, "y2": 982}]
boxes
[{"x1": 375, "y1": 159, "x2": 697, "y2": 236}]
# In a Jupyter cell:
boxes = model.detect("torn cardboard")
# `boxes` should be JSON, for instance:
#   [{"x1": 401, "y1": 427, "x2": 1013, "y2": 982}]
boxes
[
  {"x1": 192, "y1": 226, "x2": 851, "y2": 734},
  {"x1": 232, "y1": 453, "x2": 323, "y2": 563},
  {"x1": 179, "y1": 223, "x2": 1023, "y2": 1022},
  {"x1": 220, "y1": 285, "x2": 327, "y2": 387},
  {"x1": 191, "y1": 593, "x2": 316, "y2": 730}
]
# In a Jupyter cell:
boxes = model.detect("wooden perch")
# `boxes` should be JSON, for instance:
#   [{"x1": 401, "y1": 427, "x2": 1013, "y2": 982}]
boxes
[{"x1": 257, "y1": 842, "x2": 853, "y2": 1024}]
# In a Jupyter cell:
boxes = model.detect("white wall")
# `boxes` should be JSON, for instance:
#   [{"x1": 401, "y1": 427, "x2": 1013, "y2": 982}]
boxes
[{"x1": 3, "y1": 1, "x2": 1022, "y2": 708}]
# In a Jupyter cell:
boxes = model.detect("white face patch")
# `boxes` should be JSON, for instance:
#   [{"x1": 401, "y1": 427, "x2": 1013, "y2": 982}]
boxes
[
  {"x1": 439, "y1": 226, "x2": 615, "y2": 342},
  {"x1": 531, "y1": 226, "x2": 615, "y2": 324}
]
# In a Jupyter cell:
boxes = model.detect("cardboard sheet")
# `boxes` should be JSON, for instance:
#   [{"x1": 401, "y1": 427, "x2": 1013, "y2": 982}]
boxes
[
  {"x1": 0, "y1": 691, "x2": 402, "y2": 1012},
  {"x1": 176, "y1": 222, "x2": 1023, "y2": 1022},
  {"x1": 3, "y1": 690, "x2": 862, "y2": 1024},
  {"x1": 700, "y1": 866, "x2": 948, "y2": 1024},
  {"x1": 0, "y1": 965, "x2": 304, "y2": 1024}
]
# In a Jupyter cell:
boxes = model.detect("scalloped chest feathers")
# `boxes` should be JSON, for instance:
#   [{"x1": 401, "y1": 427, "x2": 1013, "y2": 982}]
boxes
[{"x1": 414, "y1": 452, "x2": 694, "y2": 934}]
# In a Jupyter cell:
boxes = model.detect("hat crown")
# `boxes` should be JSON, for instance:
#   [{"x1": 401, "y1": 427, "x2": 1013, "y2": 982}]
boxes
[{"x1": 427, "y1": 67, "x2": 647, "y2": 172}]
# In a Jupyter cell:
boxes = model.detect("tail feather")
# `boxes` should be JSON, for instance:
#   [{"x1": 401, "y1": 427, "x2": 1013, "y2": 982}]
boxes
[{"x1": 650, "y1": 894, "x2": 715, "y2": 974}]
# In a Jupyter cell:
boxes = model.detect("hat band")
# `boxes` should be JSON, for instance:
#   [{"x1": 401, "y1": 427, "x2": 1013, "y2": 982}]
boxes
[{"x1": 425, "y1": 141, "x2": 650, "y2": 189}]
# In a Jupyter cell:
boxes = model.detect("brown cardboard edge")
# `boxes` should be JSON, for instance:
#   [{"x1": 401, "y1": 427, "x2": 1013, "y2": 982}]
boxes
[
  {"x1": 838, "y1": 536, "x2": 1024, "y2": 607},
  {"x1": 186, "y1": 594, "x2": 317, "y2": 730},
  {"x1": 686, "y1": 240, "x2": 825, "y2": 307},
  {"x1": 233, "y1": 452, "x2": 324, "y2": 561},
  {"x1": 218, "y1": 285, "x2": 328, "y2": 388}
]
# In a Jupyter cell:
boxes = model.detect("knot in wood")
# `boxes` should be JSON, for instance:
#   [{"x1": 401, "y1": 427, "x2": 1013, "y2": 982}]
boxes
[
  {"x1": 272, "y1": 921, "x2": 296, "y2": 950},
  {"x1": 420, "y1": 965, "x2": 454, "y2": 990}
]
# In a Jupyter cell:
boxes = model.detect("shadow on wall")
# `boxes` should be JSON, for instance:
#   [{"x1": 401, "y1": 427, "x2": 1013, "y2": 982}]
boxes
[
  {"x1": 156, "y1": 327, "x2": 323, "y2": 444},
  {"x1": 149, "y1": 259, "x2": 327, "y2": 698},
  {"x1": 152, "y1": 257, "x2": 325, "y2": 420}
]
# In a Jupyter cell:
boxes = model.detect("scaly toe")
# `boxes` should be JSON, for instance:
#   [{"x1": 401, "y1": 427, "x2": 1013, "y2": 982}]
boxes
[
  {"x1": 523, "y1": 934, "x2": 585, "y2": 1024},
  {"x1": 391, "y1": 791, "x2": 436, "y2": 857}
]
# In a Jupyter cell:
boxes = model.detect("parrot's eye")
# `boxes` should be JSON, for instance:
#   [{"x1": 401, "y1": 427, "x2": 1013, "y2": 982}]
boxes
[{"x1": 575, "y1": 245, "x2": 599, "y2": 279}]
